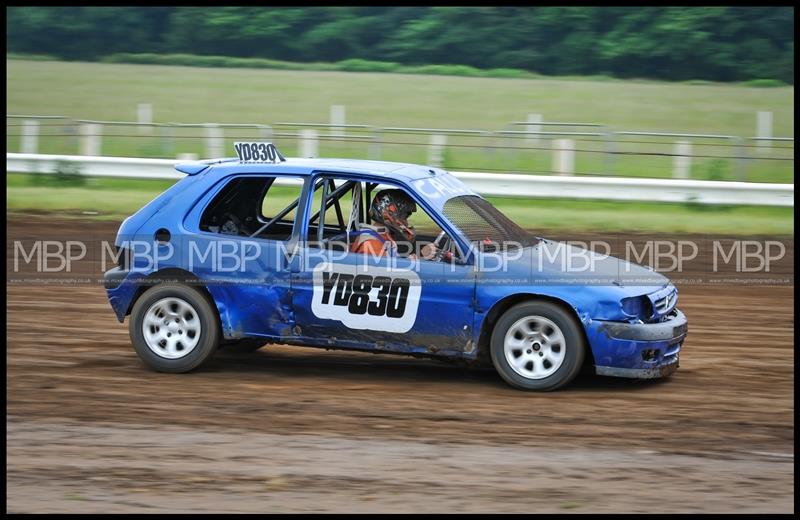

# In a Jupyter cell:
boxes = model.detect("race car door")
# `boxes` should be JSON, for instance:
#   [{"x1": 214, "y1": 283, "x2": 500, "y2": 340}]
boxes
[{"x1": 290, "y1": 175, "x2": 476, "y2": 356}]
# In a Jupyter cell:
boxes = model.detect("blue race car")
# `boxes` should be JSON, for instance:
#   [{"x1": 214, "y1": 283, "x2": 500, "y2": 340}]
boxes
[{"x1": 104, "y1": 142, "x2": 687, "y2": 391}]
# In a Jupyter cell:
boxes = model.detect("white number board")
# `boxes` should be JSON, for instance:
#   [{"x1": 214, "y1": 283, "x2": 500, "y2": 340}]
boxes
[{"x1": 233, "y1": 142, "x2": 285, "y2": 163}]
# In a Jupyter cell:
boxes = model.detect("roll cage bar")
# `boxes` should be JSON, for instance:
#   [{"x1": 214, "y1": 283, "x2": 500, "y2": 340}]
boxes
[
  {"x1": 250, "y1": 177, "x2": 378, "y2": 241},
  {"x1": 247, "y1": 173, "x2": 466, "y2": 263}
]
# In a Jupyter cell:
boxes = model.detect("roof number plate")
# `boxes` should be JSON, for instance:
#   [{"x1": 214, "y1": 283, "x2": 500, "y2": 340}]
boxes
[{"x1": 234, "y1": 142, "x2": 285, "y2": 163}]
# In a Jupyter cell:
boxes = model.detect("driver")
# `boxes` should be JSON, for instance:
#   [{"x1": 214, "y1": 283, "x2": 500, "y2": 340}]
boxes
[{"x1": 350, "y1": 189, "x2": 440, "y2": 260}]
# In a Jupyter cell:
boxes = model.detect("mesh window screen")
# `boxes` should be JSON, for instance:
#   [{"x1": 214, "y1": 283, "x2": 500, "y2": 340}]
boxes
[{"x1": 443, "y1": 196, "x2": 539, "y2": 248}]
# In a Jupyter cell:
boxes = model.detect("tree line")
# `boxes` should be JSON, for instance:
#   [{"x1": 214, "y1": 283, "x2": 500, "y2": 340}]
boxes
[{"x1": 6, "y1": 6, "x2": 794, "y2": 83}]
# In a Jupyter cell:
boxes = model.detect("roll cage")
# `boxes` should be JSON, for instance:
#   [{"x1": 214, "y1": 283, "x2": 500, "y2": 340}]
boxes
[{"x1": 246, "y1": 173, "x2": 468, "y2": 263}]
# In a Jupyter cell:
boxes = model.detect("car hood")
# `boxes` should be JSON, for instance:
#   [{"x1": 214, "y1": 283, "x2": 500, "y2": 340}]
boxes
[{"x1": 478, "y1": 239, "x2": 670, "y2": 291}]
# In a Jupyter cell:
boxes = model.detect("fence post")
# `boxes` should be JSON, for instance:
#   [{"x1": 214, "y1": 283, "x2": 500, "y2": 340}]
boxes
[
  {"x1": 137, "y1": 103, "x2": 153, "y2": 135},
  {"x1": 81, "y1": 123, "x2": 101, "y2": 156},
  {"x1": 369, "y1": 128, "x2": 382, "y2": 161},
  {"x1": 21, "y1": 120, "x2": 39, "y2": 154},
  {"x1": 732, "y1": 137, "x2": 748, "y2": 182},
  {"x1": 429, "y1": 134, "x2": 447, "y2": 167},
  {"x1": 673, "y1": 141, "x2": 692, "y2": 179},
  {"x1": 64, "y1": 121, "x2": 78, "y2": 155},
  {"x1": 205, "y1": 123, "x2": 223, "y2": 159},
  {"x1": 177, "y1": 153, "x2": 198, "y2": 161},
  {"x1": 300, "y1": 129, "x2": 319, "y2": 158},
  {"x1": 604, "y1": 130, "x2": 616, "y2": 176},
  {"x1": 756, "y1": 111, "x2": 772, "y2": 155},
  {"x1": 160, "y1": 125, "x2": 174, "y2": 157},
  {"x1": 552, "y1": 139, "x2": 574, "y2": 175},
  {"x1": 330, "y1": 105, "x2": 345, "y2": 137},
  {"x1": 258, "y1": 125, "x2": 273, "y2": 140},
  {"x1": 526, "y1": 113, "x2": 542, "y2": 145}
]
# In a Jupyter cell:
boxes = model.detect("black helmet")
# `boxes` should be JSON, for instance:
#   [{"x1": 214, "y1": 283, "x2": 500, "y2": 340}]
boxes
[{"x1": 369, "y1": 189, "x2": 417, "y2": 242}]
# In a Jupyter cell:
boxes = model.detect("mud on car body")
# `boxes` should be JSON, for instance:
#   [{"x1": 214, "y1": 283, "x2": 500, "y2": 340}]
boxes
[{"x1": 104, "y1": 142, "x2": 687, "y2": 391}]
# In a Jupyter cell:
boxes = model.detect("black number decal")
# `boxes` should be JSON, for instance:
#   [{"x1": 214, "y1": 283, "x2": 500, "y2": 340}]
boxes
[
  {"x1": 332, "y1": 274, "x2": 354, "y2": 306},
  {"x1": 367, "y1": 276, "x2": 391, "y2": 317},
  {"x1": 323, "y1": 272, "x2": 411, "y2": 320},
  {"x1": 348, "y1": 275, "x2": 372, "y2": 315},
  {"x1": 321, "y1": 272, "x2": 338, "y2": 305},
  {"x1": 234, "y1": 142, "x2": 281, "y2": 162},
  {"x1": 386, "y1": 278, "x2": 409, "y2": 318},
  {"x1": 240, "y1": 143, "x2": 252, "y2": 161}
]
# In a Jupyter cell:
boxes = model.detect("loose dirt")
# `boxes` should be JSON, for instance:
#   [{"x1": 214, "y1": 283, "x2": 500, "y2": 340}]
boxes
[{"x1": 6, "y1": 216, "x2": 794, "y2": 513}]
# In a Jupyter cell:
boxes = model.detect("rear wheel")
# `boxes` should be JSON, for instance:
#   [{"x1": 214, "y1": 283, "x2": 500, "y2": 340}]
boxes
[
  {"x1": 490, "y1": 301, "x2": 585, "y2": 391},
  {"x1": 129, "y1": 283, "x2": 220, "y2": 373}
]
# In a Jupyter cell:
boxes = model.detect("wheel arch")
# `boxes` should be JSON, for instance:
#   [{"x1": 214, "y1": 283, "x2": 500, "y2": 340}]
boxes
[
  {"x1": 125, "y1": 268, "x2": 218, "y2": 320},
  {"x1": 476, "y1": 293, "x2": 595, "y2": 369}
]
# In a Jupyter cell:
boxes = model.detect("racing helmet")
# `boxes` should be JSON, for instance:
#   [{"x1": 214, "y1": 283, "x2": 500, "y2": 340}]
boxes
[{"x1": 369, "y1": 189, "x2": 417, "y2": 242}]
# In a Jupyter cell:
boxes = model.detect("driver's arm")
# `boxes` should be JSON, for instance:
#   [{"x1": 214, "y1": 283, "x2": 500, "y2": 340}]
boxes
[{"x1": 420, "y1": 243, "x2": 439, "y2": 260}]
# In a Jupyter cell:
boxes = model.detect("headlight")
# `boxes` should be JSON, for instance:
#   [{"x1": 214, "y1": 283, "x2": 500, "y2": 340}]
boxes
[{"x1": 621, "y1": 295, "x2": 652, "y2": 322}]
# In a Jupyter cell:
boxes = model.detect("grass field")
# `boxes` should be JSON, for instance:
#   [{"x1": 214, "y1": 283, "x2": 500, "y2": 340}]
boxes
[
  {"x1": 6, "y1": 174, "x2": 793, "y2": 235},
  {"x1": 6, "y1": 59, "x2": 794, "y2": 233},
  {"x1": 6, "y1": 59, "x2": 795, "y2": 182}
]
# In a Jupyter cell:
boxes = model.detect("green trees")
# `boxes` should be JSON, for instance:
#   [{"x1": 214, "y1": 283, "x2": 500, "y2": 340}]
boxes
[{"x1": 6, "y1": 6, "x2": 794, "y2": 83}]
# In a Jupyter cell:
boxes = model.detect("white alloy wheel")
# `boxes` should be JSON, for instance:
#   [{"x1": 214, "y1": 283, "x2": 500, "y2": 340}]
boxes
[
  {"x1": 503, "y1": 315, "x2": 566, "y2": 380},
  {"x1": 142, "y1": 297, "x2": 202, "y2": 359}
]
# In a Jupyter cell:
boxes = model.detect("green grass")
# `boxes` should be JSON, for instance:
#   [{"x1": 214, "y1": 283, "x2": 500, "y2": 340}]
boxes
[
  {"x1": 7, "y1": 59, "x2": 793, "y2": 134},
  {"x1": 6, "y1": 59, "x2": 795, "y2": 183},
  {"x1": 485, "y1": 196, "x2": 793, "y2": 235},
  {"x1": 6, "y1": 174, "x2": 793, "y2": 234}
]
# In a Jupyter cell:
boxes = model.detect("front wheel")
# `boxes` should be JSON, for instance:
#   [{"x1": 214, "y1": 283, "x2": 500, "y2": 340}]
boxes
[
  {"x1": 129, "y1": 283, "x2": 220, "y2": 373},
  {"x1": 490, "y1": 301, "x2": 585, "y2": 391}
]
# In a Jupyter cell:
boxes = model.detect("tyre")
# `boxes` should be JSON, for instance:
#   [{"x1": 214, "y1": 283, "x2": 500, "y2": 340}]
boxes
[
  {"x1": 490, "y1": 300, "x2": 585, "y2": 391},
  {"x1": 129, "y1": 283, "x2": 220, "y2": 373},
  {"x1": 222, "y1": 338, "x2": 268, "y2": 354}
]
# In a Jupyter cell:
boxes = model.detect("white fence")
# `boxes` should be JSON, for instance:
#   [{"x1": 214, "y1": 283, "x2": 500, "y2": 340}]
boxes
[
  {"x1": 8, "y1": 153, "x2": 793, "y2": 207},
  {"x1": 8, "y1": 115, "x2": 795, "y2": 183}
]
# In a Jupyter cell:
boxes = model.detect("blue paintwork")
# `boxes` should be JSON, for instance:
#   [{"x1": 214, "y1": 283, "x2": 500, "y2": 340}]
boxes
[{"x1": 105, "y1": 157, "x2": 687, "y2": 377}]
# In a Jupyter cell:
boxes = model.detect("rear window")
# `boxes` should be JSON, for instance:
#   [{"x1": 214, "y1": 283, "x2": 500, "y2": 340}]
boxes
[
  {"x1": 199, "y1": 175, "x2": 304, "y2": 241},
  {"x1": 443, "y1": 195, "x2": 539, "y2": 249}
]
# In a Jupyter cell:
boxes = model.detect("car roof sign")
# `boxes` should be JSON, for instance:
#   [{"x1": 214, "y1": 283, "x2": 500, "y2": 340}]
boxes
[{"x1": 233, "y1": 142, "x2": 286, "y2": 163}]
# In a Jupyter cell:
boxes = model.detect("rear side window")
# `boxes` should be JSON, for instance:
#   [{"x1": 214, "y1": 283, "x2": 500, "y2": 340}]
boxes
[
  {"x1": 261, "y1": 178, "x2": 304, "y2": 223},
  {"x1": 200, "y1": 175, "x2": 304, "y2": 241}
]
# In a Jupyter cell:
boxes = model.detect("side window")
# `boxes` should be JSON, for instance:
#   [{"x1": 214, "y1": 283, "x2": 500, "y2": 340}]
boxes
[
  {"x1": 369, "y1": 182, "x2": 446, "y2": 242},
  {"x1": 200, "y1": 175, "x2": 304, "y2": 241},
  {"x1": 307, "y1": 176, "x2": 364, "y2": 246},
  {"x1": 309, "y1": 178, "x2": 464, "y2": 263},
  {"x1": 261, "y1": 177, "x2": 304, "y2": 226}
]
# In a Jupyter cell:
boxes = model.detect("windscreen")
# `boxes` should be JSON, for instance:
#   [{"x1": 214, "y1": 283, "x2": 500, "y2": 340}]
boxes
[{"x1": 443, "y1": 195, "x2": 540, "y2": 250}]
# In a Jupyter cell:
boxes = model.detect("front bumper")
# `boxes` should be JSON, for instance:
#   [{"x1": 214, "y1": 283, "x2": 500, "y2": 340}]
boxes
[
  {"x1": 595, "y1": 359, "x2": 679, "y2": 379},
  {"x1": 587, "y1": 309, "x2": 688, "y2": 379}
]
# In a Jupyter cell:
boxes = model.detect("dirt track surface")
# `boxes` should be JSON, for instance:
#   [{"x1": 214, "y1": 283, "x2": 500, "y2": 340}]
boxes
[{"x1": 6, "y1": 216, "x2": 795, "y2": 513}]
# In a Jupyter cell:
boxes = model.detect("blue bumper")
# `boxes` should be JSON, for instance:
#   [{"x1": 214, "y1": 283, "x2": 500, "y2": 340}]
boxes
[
  {"x1": 586, "y1": 309, "x2": 688, "y2": 379},
  {"x1": 104, "y1": 267, "x2": 143, "y2": 322}
]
